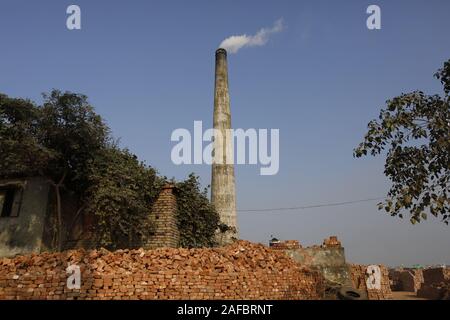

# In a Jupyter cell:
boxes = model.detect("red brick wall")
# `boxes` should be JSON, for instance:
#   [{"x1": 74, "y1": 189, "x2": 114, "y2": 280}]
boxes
[{"x1": 0, "y1": 241, "x2": 324, "y2": 300}]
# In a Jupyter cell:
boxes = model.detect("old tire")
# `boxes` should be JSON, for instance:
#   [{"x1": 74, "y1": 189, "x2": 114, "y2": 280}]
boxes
[{"x1": 337, "y1": 287, "x2": 366, "y2": 300}]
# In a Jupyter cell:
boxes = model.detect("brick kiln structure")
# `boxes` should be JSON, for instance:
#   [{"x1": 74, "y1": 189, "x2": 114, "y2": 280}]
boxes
[
  {"x1": 145, "y1": 184, "x2": 179, "y2": 249},
  {"x1": 0, "y1": 241, "x2": 325, "y2": 300}
]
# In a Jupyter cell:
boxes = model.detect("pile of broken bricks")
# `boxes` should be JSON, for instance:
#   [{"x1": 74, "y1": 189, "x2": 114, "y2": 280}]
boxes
[{"x1": 0, "y1": 241, "x2": 325, "y2": 300}]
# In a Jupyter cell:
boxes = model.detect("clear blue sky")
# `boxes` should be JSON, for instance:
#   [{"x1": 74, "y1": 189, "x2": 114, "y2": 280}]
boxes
[{"x1": 1, "y1": 0, "x2": 449, "y2": 266}]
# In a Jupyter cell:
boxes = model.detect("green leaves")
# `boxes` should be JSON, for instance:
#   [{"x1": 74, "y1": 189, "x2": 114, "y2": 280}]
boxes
[
  {"x1": 0, "y1": 94, "x2": 52, "y2": 177},
  {"x1": 175, "y1": 174, "x2": 221, "y2": 248},
  {"x1": 1, "y1": 90, "x2": 221, "y2": 250},
  {"x1": 85, "y1": 146, "x2": 164, "y2": 250},
  {"x1": 435, "y1": 60, "x2": 450, "y2": 96},
  {"x1": 354, "y1": 59, "x2": 450, "y2": 225},
  {"x1": 1, "y1": 90, "x2": 111, "y2": 250}
]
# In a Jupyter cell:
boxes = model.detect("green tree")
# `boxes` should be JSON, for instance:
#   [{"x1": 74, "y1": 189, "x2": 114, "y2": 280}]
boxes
[
  {"x1": 85, "y1": 146, "x2": 164, "y2": 249},
  {"x1": 0, "y1": 94, "x2": 52, "y2": 177},
  {"x1": 0, "y1": 90, "x2": 109, "y2": 250},
  {"x1": 1, "y1": 90, "x2": 222, "y2": 250},
  {"x1": 40, "y1": 91, "x2": 109, "y2": 250},
  {"x1": 175, "y1": 174, "x2": 221, "y2": 248},
  {"x1": 354, "y1": 60, "x2": 450, "y2": 224}
]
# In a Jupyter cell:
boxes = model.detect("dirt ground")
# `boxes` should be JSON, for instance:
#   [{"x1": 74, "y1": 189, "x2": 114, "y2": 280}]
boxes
[{"x1": 391, "y1": 291, "x2": 428, "y2": 300}]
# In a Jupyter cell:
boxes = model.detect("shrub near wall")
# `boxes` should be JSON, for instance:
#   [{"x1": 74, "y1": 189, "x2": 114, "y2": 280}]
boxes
[{"x1": 0, "y1": 241, "x2": 324, "y2": 300}]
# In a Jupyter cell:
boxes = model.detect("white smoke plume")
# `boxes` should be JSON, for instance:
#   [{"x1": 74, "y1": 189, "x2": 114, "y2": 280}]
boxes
[{"x1": 219, "y1": 19, "x2": 284, "y2": 54}]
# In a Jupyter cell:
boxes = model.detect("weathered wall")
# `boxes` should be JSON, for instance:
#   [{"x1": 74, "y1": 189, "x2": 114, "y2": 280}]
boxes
[
  {"x1": 350, "y1": 264, "x2": 393, "y2": 300},
  {"x1": 285, "y1": 247, "x2": 351, "y2": 286},
  {"x1": 0, "y1": 241, "x2": 324, "y2": 300},
  {"x1": 0, "y1": 181, "x2": 182, "y2": 257},
  {"x1": 273, "y1": 237, "x2": 353, "y2": 287},
  {"x1": 0, "y1": 178, "x2": 50, "y2": 258}
]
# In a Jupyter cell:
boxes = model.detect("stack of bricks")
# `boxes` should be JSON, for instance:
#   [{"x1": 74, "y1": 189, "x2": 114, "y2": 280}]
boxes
[
  {"x1": 145, "y1": 184, "x2": 179, "y2": 249},
  {"x1": 388, "y1": 269, "x2": 402, "y2": 291},
  {"x1": 417, "y1": 267, "x2": 450, "y2": 300},
  {"x1": 389, "y1": 269, "x2": 423, "y2": 292},
  {"x1": 322, "y1": 236, "x2": 341, "y2": 248},
  {"x1": 350, "y1": 264, "x2": 393, "y2": 300},
  {"x1": 270, "y1": 240, "x2": 301, "y2": 250},
  {"x1": 0, "y1": 241, "x2": 325, "y2": 300},
  {"x1": 422, "y1": 267, "x2": 450, "y2": 285}
]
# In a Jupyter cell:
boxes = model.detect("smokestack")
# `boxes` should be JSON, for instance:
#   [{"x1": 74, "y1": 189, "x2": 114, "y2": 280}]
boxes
[{"x1": 211, "y1": 48, "x2": 237, "y2": 245}]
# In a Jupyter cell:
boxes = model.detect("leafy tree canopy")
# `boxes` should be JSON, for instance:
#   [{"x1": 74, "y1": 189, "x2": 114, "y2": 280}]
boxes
[
  {"x1": 0, "y1": 94, "x2": 51, "y2": 177},
  {"x1": 0, "y1": 90, "x2": 222, "y2": 250},
  {"x1": 175, "y1": 174, "x2": 221, "y2": 248},
  {"x1": 355, "y1": 60, "x2": 450, "y2": 224},
  {"x1": 1, "y1": 90, "x2": 109, "y2": 250},
  {"x1": 85, "y1": 145, "x2": 164, "y2": 249}
]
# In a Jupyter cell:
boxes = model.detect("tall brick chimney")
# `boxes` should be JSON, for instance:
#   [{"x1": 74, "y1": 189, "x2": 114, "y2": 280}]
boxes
[{"x1": 211, "y1": 48, "x2": 237, "y2": 245}]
